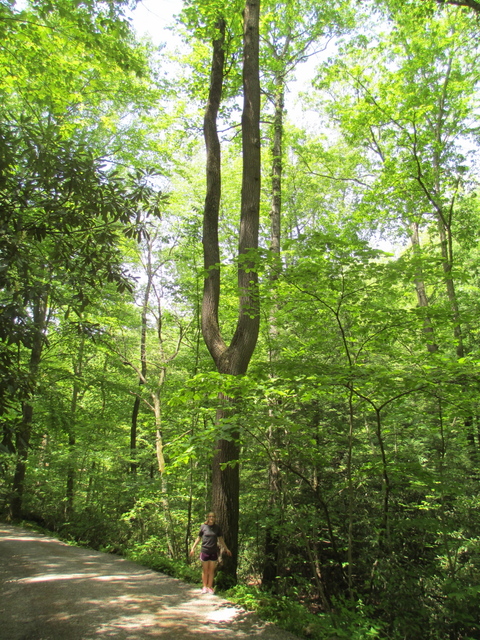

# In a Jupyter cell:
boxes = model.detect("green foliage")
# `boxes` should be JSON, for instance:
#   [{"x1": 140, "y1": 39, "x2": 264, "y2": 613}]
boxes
[
  {"x1": 126, "y1": 537, "x2": 201, "y2": 584},
  {"x1": 226, "y1": 585, "x2": 385, "y2": 640}
]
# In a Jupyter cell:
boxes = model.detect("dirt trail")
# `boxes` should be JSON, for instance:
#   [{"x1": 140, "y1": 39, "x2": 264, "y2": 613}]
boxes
[{"x1": 0, "y1": 524, "x2": 301, "y2": 640}]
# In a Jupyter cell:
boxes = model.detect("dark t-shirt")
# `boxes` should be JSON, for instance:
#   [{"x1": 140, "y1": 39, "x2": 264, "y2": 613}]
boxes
[{"x1": 199, "y1": 523, "x2": 222, "y2": 554}]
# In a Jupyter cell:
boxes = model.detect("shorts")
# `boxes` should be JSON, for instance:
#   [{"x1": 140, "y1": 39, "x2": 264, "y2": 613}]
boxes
[{"x1": 200, "y1": 551, "x2": 218, "y2": 562}]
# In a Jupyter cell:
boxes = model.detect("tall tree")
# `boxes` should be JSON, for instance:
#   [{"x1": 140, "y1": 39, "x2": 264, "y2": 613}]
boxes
[
  {"x1": 259, "y1": 0, "x2": 355, "y2": 586},
  {"x1": 200, "y1": 0, "x2": 261, "y2": 583},
  {"x1": 312, "y1": 3, "x2": 479, "y2": 354}
]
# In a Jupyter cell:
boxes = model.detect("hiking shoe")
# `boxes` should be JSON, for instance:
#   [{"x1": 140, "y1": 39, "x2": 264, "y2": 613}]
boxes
[
  {"x1": 207, "y1": 588, "x2": 214, "y2": 594},
  {"x1": 201, "y1": 587, "x2": 208, "y2": 593}
]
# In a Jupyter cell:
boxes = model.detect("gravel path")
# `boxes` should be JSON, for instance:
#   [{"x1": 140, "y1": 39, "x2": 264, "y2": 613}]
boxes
[{"x1": 0, "y1": 523, "x2": 302, "y2": 640}]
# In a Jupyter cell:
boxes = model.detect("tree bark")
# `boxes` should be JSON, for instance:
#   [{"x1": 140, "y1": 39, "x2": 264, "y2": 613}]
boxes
[
  {"x1": 130, "y1": 252, "x2": 151, "y2": 474},
  {"x1": 202, "y1": 19, "x2": 227, "y2": 366},
  {"x1": 66, "y1": 331, "x2": 85, "y2": 518},
  {"x1": 10, "y1": 289, "x2": 48, "y2": 519},
  {"x1": 130, "y1": 396, "x2": 140, "y2": 474},
  {"x1": 409, "y1": 221, "x2": 438, "y2": 353},
  {"x1": 262, "y1": 75, "x2": 284, "y2": 589},
  {"x1": 436, "y1": 215, "x2": 464, "y2": 358},
  {"x1": 202, "y1": 1, "x2": 261, "y2": 584},
  {"x1": 270, "y1": 76, "x2": 283, "y2": 262},
  {"x1": 438, "y1": 0, "x2": 480, "y2": 12}
]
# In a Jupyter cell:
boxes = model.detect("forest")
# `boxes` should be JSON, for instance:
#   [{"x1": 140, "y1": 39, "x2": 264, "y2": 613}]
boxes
[{"x1": 1, "y1": 0, "x2": 480, "y2": 638}]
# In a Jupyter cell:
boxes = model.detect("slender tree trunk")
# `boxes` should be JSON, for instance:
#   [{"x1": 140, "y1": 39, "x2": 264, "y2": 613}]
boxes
[
  {"x1": 435, "y1": 217, "x2": 479, "y2": 462},
  {"x1": 153, "y1": 278, "x2": 183, "y2": 556},
  {"x1": 410, "y1": 221, "x2": 438, "y2": 353},
  {"x1": 186, "y1": 450, "x2": 195, "y2": 561},
  {"x1": 263, "y1": 75, "x2": 284, "y2": 589},
  {"x1": 153, "y1": 378, "x2": 166, "y2": 475},
  {"x1": 131, "y1": 260, "x2": 151, "y2": 474},
  {"x1": 1, "y1": 420, "x2": 15, "y2": 455},
  {"x1": 430, "y1": 55, "x2": 463, "y2": 358},
  {"x1": 436, "y1": 215, "x2": 464, "y2": 358},
  {"x1": 262, "y1": 456, "x2": 283, "y2": 586},
  {"x1": 346, "y1": 386, "x2": 355, "y2": 599},
  {"x1": 186, "y1": 277, "x2": 202, "y2": 560},
  {"x1": 130, "y1": 397, "x2": 140, "y2": 474},
  {"x1": 374, "y1": 408, "x2": 391, "y2": 547},
  {"x1": 66, "y1": 331, "x2": 85, "y2": 518},
  {"x1": 10, "y1": 289, "x2": 48, "y2": 519},
  {"x1": 297, "y1": 514, "x2": 331, "y2": 611},
  {"x1": 270, "y1": 77, "x2": 283, "y2": 262},
  {"x1": 86, "y1": 461, "x2": 96, "y2": 505}
]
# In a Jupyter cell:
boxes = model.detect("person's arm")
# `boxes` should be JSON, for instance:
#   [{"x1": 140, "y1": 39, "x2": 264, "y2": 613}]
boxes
[
  {"x1": 190, "y1": 536, "x2": 201, "y2": 556},
  {"x1": 218, "y1": 536, "x2": 232, "y2": 556}
]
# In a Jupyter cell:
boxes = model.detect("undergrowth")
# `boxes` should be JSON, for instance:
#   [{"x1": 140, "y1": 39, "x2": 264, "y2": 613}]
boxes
[
  {"x1": 125, "y1": 539, "x2": 386, "y2": 640},
  {"x1": 225, "y1": 585, "x2": 385, "y2": 640},
  {"x1": 124, "y1": 537, "x2": 201, "y2": 585}
]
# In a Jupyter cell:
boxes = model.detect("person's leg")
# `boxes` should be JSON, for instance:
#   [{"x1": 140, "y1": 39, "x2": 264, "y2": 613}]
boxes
[
  {"x1": 201, "y1": 560, "x2": 209, "y2": 589},
  {"x1": 206, "y1": 560, "x2": 217, "y2": 590}
]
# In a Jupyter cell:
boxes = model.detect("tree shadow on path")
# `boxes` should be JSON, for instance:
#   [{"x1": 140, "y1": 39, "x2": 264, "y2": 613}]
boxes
[{"x1": 0, "y1": 524, "x2": 300, "y2": 640}]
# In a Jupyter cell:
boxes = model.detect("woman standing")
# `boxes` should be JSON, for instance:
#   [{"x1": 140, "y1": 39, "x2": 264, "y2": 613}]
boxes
[{"x1": 189, "y1": 511, "x2": 231, "y2": 593}]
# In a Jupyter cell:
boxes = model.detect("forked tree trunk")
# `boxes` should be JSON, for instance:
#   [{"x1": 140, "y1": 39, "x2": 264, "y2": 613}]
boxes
[{"x1": 202, "y1": 1, "x2": 261, "y2": 583}]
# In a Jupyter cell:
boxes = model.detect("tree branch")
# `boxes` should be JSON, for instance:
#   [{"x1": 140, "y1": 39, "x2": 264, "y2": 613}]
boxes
[{"x1": 437, "y1": 0, "x2": 480, "y2": 12}]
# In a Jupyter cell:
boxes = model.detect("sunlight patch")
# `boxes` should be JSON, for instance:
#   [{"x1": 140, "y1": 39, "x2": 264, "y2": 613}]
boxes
[
  {"x1": 16, "y1": 572, "x2": 100, "y2": 583},
  {"x1": 207, "y1": 607, "x2": 239, "y2": 623},
  {"x1": 96, "y1": 614, "x2": 157, "y2": 633},
  {"x1": 93, "y1": 575, "x2": 132, "y2": 582}
]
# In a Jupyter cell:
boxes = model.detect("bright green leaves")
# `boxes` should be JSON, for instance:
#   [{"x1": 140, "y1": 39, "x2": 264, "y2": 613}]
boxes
[
  {"x1": 180, "y1": 0, "x2": 244, "y2": 40},
  {"x1": 176, "y1": 0, "x2": 244, "y2": 104},
  {"x1": 0, "y1": 0, "x2": 164, "y2": 421},
  {"x1": 313, "y1": 5, "x2": 479, "y2": 235},
  {"x1": 1, "y1": 2, "x2": 149, "y2": 118}
]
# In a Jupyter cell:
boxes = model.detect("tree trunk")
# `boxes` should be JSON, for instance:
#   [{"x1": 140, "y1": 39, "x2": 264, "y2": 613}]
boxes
[
  {"x1": 130, "y1": 396, "x2": 140, "y2": 474},
  {"x1": 270, "y1": 76, "x2": 283, "y2": 262},
  {"x1": 201, "y1": 18, "x2": 226, "y2": 365},
  {"x1": 154, "y1": 386, "x2": 166, "y2": 474},
  {"x1": 262, "y1": 440, "x2": 284, "y2": 587},
  {"x1": 10, "y1": 289, "x2": 48, "y2": 519},
  {"x1": 409, "y1": 221, "x2": 438, "y2": 353},
  {"x1": 66, "y1": 331, "x2": 85, "y2": 518},
  {"x1": 263, "y1": 75, "x2": 284, "y2": 589},
  {"x1": 211, "y1": 400, "x2": 240, "y2": 581},
  {"x1": 130, "y1": 260, "x2": 151, "y2": 474},
  {"x1": 439, "y1": 0, "x2": 480, "y2": 14},
  {"x1": 202, "y1": 1, "x2": 261, "y2": 584},
  {"x1": 436, "y1": 215, "x2": 464, "y2": 358}
]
